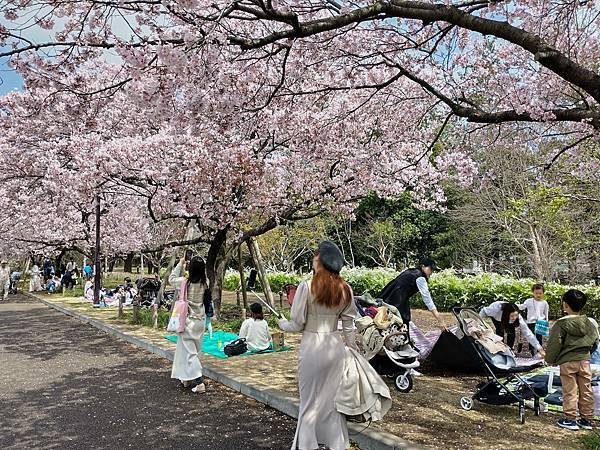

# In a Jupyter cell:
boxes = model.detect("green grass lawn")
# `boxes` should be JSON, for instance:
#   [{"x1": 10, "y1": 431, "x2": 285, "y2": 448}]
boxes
[{"x1": 582, "y1": 432, "x2": 600, "y2": 450}]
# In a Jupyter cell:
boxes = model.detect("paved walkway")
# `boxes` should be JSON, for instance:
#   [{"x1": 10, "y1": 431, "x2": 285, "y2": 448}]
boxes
[{"x1": 0, "y1": 294, "x2": 297, "y2": 449}]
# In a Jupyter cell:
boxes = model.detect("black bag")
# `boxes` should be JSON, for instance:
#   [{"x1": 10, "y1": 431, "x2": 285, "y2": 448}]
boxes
[{"x1": 224, "y1": 338, "x2": 247, "y2": 356}]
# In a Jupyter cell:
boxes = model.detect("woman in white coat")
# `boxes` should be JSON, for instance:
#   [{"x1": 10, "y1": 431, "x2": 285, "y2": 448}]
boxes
[
  {"x1": 29, "y1": 264, "x2": 42, "y2": 292},
  {"x1": 169, "y1": 256, "x2": 213, "y2": 394},
  {"x1": 279, "y1": 241, "x2": 357, "y2": 450}
]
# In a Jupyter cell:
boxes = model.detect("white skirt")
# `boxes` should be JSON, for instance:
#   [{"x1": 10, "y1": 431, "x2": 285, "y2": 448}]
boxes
[
  {"x1": 171, "y1": 316, "x2": 205, "y2": 382},
  {"x1": 292, "y1": 331, "x2": 349, "y2": 450}
]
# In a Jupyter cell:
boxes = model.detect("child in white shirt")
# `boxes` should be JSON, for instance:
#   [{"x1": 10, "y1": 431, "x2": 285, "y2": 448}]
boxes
[
  {"x1": 518, "y1": 283, "x2": 549, "y2": 355},
  {"x1": 239, "y1": 303, "x2": 272, "y2": 352}
]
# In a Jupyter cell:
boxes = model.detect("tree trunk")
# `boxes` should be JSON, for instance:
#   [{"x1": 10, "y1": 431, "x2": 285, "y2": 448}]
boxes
[
  {"x1": 247, "y1": 237, "x2": 275, "y2": 307},
  {"x1": 55, "y1": 248, "x2": 67, "y2": 274},
  {"x1": 123, "y1": 252, "x2": 134, "y2": 273},
  {"x1": 529, "y1": 224, "x2": 552, "y2": 281},
  {"x1": 147, "y1": 258, "x2": 156, "y2": 275},
  {"x1": 206, "y1": 229, "x2": 229, "y2": 318},
  {"x1": 237, "y1": 244, "x2": 248, "y2": 309},
  {"x1": 108, "y1": 257, "x2": 116, "y2": 272},
  {"x1": 93, "y1": 195, "x2": 102, "y2": 305}
]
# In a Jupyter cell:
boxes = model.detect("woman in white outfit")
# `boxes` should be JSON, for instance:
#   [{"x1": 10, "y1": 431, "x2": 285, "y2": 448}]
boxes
[
  {"x1": 480, "y1": 300, "x2": 546, "y2": 358},
  {"x1": 0, "y1": 261, "x2": 10, "y2": 300},
  {"x1": 239, "y1": 302, "x2": 272, "y2": 352},
  {"x1": 29, "y1": 264, "x2": 42, "y2": 292},
  {"x1": 169, "y1": 256, "x2": 213, "y2": 394},
  {"x1": 279, "y1": 241, "x2": 357, "y2": 450}
]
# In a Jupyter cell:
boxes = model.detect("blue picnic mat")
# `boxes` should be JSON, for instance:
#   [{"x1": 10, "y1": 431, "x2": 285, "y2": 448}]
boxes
[{"x1": 164, "y1": 330, "x2": 290, "y2": 359}]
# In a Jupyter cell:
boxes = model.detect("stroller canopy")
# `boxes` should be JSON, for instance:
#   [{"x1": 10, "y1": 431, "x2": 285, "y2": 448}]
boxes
[{"x1": 427, "y1": 307, "x2": 542, "y2": 374}]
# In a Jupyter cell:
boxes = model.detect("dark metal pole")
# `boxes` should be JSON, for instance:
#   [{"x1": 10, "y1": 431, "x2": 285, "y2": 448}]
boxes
[
  {"x1": 93, "y1": 195, "x2": 102, "y2": 305},
  {"x1": 237, "y1": 244, "x2": 248, "y2": 309}
]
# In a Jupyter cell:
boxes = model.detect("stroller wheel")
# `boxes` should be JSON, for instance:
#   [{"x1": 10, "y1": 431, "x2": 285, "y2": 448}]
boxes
[
  {"x1": 460, "y1": 396, "x2": 474, "y2": 411},
  {"x1": 395, "y1": 373, "x2": 413, "y2": 393}
]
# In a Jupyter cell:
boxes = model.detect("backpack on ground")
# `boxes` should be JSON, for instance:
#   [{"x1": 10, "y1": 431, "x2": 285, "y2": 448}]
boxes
[{"x1": 224, "y1": 338, "x2": 247, "y2": 356}]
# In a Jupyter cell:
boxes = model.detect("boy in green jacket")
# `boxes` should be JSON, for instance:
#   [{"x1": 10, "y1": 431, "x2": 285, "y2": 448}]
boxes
[{"x1": 545, "y1": 289, "x2": 599, "y2": 431}]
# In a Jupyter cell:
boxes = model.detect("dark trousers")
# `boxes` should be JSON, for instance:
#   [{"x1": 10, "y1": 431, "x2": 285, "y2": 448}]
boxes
[
  {"x1": 527, "y1": 323, "x2": 543, "y2": 355},
  {"x1": 491, "y1": 318, "x2": 517, "y2": 349}
]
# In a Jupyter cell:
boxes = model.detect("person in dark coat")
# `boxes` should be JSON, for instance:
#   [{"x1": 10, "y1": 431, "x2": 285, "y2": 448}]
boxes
[{"x1": 378, "y1": 258, "x2": 447, "y2": 330}]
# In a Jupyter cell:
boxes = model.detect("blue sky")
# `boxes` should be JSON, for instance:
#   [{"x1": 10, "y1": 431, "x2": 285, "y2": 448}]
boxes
[
  {"x1": 0, "y1": 58, "x2": 23, "y2": 94},
  {"x1": 0, "y1": 8, "x2": 136, "y2": 96}
]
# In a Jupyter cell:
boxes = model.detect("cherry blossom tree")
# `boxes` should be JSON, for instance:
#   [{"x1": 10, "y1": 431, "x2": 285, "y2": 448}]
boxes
[
  {"x1": 1, "y1": 0, "x2": 598, "y2": 134},
  {"x1": 0, "y1": 57, "x2": 459, "y2": 311}
]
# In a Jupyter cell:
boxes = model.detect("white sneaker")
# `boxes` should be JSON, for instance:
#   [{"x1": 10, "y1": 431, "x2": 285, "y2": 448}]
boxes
[{"x1": 192, "y1": 383, "x2": 206, "y2": 394}]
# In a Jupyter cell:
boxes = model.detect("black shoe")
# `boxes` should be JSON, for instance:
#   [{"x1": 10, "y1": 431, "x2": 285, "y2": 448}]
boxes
[
  {"x1": 191, "y1": 376, "x2": 204, "y2": 387},
  {"x1": 557, "y1": 418, "x2": 580, "y2": 431},
  {"x1": 578, "y1": 419, "x2": 594, "y2": 430}
]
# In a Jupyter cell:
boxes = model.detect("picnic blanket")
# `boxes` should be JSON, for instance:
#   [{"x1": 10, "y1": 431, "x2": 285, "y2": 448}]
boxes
[
  {"x1": 505, "y1": 365, "x2": 600, "y2": 419},
  {"x1": 409, "y1": 322, "x2": 441, "y2": 360},
  {"x1": 164, "y1": 330, "x2": 290, "y2": 359}
]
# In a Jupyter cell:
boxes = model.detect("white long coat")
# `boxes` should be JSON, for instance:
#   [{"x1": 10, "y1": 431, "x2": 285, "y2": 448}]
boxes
[{"x1": 279, "y1": 281, "x2": 356, "y2": 450}]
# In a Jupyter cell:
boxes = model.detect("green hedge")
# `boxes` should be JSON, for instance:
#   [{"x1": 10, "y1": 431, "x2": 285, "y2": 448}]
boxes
[
  {"x1": 225, "y1": 268, "x2": 600, "y2": 319},
  {"x1": 427, "y1": 270, "x2": 600, "y2": 320},
  {"x1": 223, "y1": 270, "x2": 306, "y2": 294}
]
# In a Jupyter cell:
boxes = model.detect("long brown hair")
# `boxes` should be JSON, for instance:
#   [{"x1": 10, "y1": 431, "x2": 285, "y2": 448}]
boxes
[{"x1": 311, "y1": 263, "x2": 351, "y2": 308}]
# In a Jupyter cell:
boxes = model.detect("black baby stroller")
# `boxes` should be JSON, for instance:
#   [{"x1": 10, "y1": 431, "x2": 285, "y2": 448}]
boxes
[
  {"x1": 441, "y1": 307, "x2": 543, "y2": 423},
  {"x1": 354, "y1": 295, "x2": 420, "y2": 393},
  {"x1": 135, "y1": 278, "x2": 162, "y2": 307}
]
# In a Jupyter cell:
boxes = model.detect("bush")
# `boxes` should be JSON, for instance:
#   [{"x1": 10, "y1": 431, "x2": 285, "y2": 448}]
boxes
[
  {"x1": 340, "y1": 267, "x2": 397, "y2": 295},
  {"x1": 223, "y1": 270, "x2": 305, "y2": 293},
  {"x1": 225, "y1": 267, "x2": 600, "y2": 319},
  {"x1": 130, "y1": 307, "x2": 170, "y2": 329}
]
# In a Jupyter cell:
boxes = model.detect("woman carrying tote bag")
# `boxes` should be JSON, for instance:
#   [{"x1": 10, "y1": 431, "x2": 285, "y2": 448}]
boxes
[{"x1": 169, "y1": 255, "x2": 214, "y2": 393}]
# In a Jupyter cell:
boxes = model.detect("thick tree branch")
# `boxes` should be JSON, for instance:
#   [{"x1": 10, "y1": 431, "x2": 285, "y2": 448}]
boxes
[{"x1": 227, "y1": 0, "x2": 600, "y2": 104}]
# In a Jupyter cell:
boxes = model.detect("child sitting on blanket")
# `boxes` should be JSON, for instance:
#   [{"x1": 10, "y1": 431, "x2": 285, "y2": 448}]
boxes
[{"x1": 239, "y1": 303, "x2": 272, "y2": 352}]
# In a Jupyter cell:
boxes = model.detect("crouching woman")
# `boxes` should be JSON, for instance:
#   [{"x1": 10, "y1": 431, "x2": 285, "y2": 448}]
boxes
[
  {"x1": 169, "y1": 256, "x2": 214, "y2": 393},
  {"x1": 480, "y1": 300, "x2": 546, "y2": 358}
]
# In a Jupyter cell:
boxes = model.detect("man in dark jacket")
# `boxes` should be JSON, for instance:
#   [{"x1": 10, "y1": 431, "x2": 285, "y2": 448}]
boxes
[{"x1": 378, "y1": 258, "x2": 447, "y2": 330}]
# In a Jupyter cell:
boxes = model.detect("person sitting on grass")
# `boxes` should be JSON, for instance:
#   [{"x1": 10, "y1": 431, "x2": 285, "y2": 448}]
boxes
[
  {"x1": 46, "y1": 275, "x2": 61, "y2": 294},
  {"x1": 239, "y1": 303, "x2": 272, "y2": 352},
  {"x1": 83, "y1": 280, "x2": 94, "y2": 302},
  {"x1": 545, "y1": 289, "x2": 599, "y2": 431}
]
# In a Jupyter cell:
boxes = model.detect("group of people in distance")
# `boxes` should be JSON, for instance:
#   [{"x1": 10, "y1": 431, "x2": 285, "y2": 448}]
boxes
[
  {"x1": 168, "y1": 242, "x2": 599, "y2": 450},
  {"x1": 25, "y1": 257, "x2": 95, "y2": 294}
]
